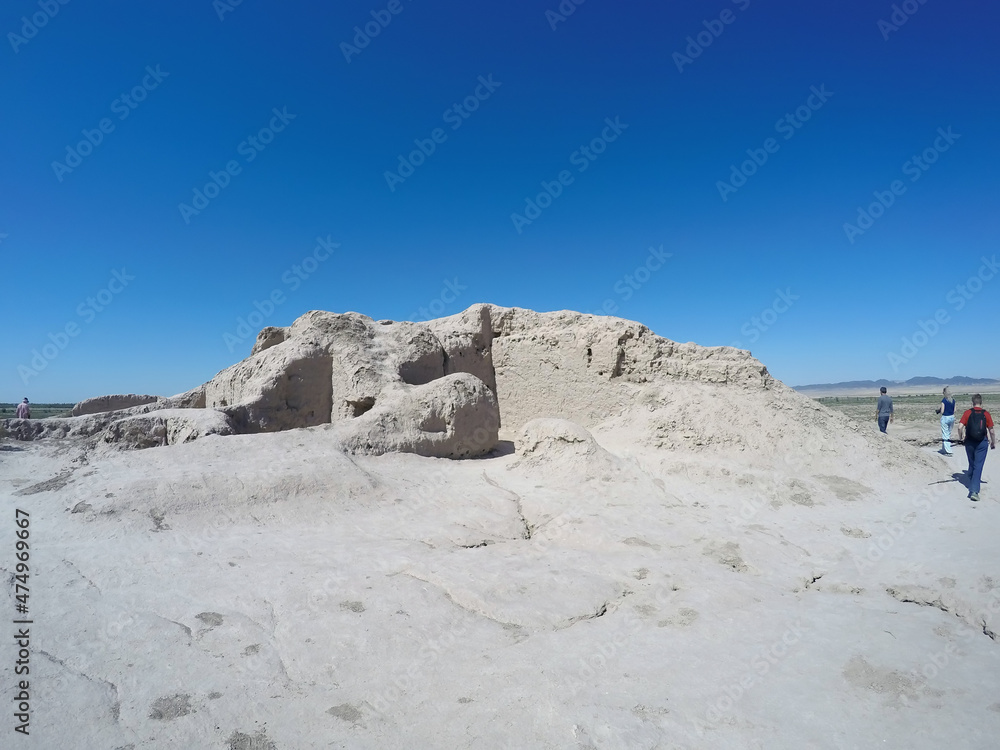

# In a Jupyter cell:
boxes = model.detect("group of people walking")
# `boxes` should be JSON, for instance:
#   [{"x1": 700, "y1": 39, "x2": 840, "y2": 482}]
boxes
[{"x1": 877, "y1": 387, "x2": 996, "y2": 502}]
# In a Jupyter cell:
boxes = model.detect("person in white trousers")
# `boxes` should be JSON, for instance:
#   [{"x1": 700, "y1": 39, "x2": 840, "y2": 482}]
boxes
[{"x1": 935, "y1": 387, "x2": 956, "y2": 456}]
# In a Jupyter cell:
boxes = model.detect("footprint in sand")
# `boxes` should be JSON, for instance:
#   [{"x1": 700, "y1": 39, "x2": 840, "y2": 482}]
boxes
[
  {"x1": 328, "y1": 703, "x2": 364, "y2": 725},
  {"x1": 840, "y1": 527, "x2": 870, "y2": 539},
  {"x1": 623, "y1": 537, "x2": 661, "y2": 550},
  {"x1": 842, "y1": 656, "x2": 931, "y2": 707},
  {"x1": 195, "y1": 612, "x2": 224, "y2": 628},
  {"x1": 149, "y1": 510, "x2": 170, "y2": 532},
  {"x1": 228, "y1": 729, "x2": 277, "y2": 750},
  {"x1": 817, "y1": 475, "x2": 871, "y2": 502},
  {"x1": 658, "y1": 607, "x2": 699, "y2": 627},
  {"x1": 148, "y1": 693, "x2": 193, "y2": 720},
  {"x1": 703, "y1": 541, "x2": 751, "y2": 573}
]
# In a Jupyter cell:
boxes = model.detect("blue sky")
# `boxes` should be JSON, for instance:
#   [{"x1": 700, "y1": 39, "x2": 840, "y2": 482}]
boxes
[{"x1": 2, "y1": 0, "x2": 997, "y2": 402}]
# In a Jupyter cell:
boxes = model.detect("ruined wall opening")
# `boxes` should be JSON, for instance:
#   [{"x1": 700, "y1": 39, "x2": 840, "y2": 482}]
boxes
[{"x1": 346, "y1": 397, "x2": 376, "y2": 418}]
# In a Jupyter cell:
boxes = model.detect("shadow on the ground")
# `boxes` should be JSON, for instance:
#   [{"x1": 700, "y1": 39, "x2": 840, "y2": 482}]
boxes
[
  {"x1": 927, "y1": 472, "x2": 970, "y2": 489},
  {"x1": 481, "y1": 440, "x2": 515, "y2": 459},
  {"x1": 930, "y1": 471, "x2": 988, "y2": 490}
]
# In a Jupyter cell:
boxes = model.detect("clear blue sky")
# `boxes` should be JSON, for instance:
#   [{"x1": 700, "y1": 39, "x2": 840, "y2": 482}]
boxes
[{"x1": 2, "y1": 0, "x2": 997, "y2": 402}]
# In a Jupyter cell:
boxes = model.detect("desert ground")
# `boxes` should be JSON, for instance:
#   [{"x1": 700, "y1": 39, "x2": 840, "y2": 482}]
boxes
[{"x1": 2, "y1": 305, "x2": 998, "y2": 750}]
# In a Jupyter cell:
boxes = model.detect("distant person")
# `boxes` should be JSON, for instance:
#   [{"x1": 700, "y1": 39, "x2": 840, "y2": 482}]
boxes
[
  {"x1": 956, "y1": 394, "x2": 996, "y2": 502},
  {"x1": 15, "y1": 398, "x2": 30, "y2": 419},
  {"x1": 875, "y1": 387, "x2": 893, "y2": 433},
  {"x1": 935, "y1": 387, "x2": 956, "y2": 455}
]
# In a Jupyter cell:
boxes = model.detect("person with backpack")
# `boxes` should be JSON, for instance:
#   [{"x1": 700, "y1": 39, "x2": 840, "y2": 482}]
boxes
[
  {"x1": 956, "y1": 394, "x2": 996, "y2": 502},
  {"x1": 935, "y1": 387, "x2": 956, "y2": 455}
]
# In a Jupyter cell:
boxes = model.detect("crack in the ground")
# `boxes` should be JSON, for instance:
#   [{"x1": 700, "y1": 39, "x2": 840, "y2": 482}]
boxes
[
  {"x1": 254, "y1": 599, "x2": 293, "y2": 686},
  {"x1": 38, "y1": 650, "x2": 121, "y2": 722},
  {"x1": 62, "y1": 560, "x2": 102, "y2": 594},
  {"x1": 153, "y1": 614, "x2": 193, "y2": 640},
  {"x1": 481, "y1": 472, "x2": 533, "y2": 540},
  {"x1": 744, "y1": 526, "x2": 812, "y2": 557},
  {"x1": 886, "y1": 586, "x2": 998, "y2": 642},
  {"x1": 401, "y1": 570, "x2": 622, "y2": 635},
  {"x1": 556, "y1": 600, "x2": 612, "y2": 630},
  {"x1": 805, "y1": 573, "x2": 825, "y2": 589},
  {"x1": 887, "y1": 587, "x2": 949, "y2": 613},
  {"x1": 402, "y1": 571, "x2": 523, "y2": 631}
]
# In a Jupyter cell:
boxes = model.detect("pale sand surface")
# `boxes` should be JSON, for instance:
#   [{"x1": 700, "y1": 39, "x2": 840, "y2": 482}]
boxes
[{"x1": 2, "y1": 413, "x2": 999, "y2": 749}]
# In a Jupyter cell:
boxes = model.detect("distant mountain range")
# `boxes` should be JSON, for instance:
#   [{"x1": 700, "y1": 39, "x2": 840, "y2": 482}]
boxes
[{"x1": 794, "y1": 376, "x2": 1000, "y2": 391}]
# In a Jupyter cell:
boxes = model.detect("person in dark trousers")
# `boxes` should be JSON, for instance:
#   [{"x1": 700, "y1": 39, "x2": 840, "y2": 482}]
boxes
[
  {"x1": 875, "y1": 387, "x2": 893, "y2": 433},
  {"x1": 935, "y1": 386, "x2": 956, "y2": 455},
  {"x1": 956, "y1": 394, "x2": 996, "y2": 502},
  {"x1": 15, "y1": 398, "x2": 30, "y2": 419}
]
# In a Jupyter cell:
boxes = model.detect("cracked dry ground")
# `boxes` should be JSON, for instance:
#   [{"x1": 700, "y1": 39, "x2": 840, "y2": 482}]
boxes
[{"x1": 2, "y1": 429, "x2": 999, "y2": 749}]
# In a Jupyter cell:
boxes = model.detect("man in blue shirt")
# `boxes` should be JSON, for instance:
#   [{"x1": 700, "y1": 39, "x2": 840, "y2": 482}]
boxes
[{"x1": 875, "y1": 387, "x2": 893, "y2": 433}]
